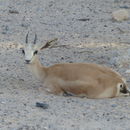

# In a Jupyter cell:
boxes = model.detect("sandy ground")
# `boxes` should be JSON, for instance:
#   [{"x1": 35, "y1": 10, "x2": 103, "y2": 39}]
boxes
[{"x1": 0, "y1": 0, "x2": 130, "y2": 130}]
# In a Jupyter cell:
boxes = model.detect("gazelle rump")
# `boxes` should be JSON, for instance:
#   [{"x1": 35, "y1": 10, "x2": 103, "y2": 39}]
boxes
[{"x1": 21, "y1": 33, "x2": 130, "y2": 99}]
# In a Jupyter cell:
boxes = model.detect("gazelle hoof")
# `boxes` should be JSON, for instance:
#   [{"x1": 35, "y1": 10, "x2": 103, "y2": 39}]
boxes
[{"x1": 63, "y1": 91, "x2": 74, "y2": 97}]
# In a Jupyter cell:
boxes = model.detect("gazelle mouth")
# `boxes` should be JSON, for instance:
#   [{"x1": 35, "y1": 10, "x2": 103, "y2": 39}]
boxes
[{"x1": 25, "y1": 60, "x2": 31, "y2": 64}]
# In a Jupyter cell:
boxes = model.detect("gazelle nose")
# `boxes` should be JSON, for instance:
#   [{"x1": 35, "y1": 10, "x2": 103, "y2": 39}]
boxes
[{"x1": 25, "y1": 60, "x2": 31, "y2": 64}]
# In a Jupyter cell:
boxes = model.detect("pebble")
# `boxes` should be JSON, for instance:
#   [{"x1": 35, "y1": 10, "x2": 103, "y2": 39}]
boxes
[
  {"x1": 36, "y1": 102, "x2": 49, "y2": 109},
  {"x1": 120, "y1": 6, "x2": 130, "y2": 9},
  {"x1": 107, "y1": 118, "x2": 110, "y2": 121},
  {"x1": 125, "y1": 70, "x2": 130, "y2": 73},
  {"x1": 111, "y1": 104, "x2": 117, "y2": 107},
  {"x1": 21, "y1": 23, "x2": 30, "y2": 28},
  {"x1": 77, "y1": 18, "x2": 90, "y2": 21},
  {"x1": 0, "y1": 92, "x2": 4, "y2": 94},
  {"x1": 1, "y1": 101, "x2": 6, "y2": 104},
  {"x1": 9, "y1": 10, "x2": 19, "y2": 14},
  {"x1": 114, "y1": 0, "x2": 121, "y2": 3}
]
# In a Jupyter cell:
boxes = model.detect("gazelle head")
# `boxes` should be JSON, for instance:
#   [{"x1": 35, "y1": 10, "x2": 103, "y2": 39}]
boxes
[
  {"x1": 21, "y1": 32, "x2": 57, "y2": 64},
  {"x1": 21, "y1": 32, "x2": 38, "y2": 64}
]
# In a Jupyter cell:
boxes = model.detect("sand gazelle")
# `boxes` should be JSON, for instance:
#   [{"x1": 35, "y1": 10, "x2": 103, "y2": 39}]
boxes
[{"x1": 20, "y1": 33, "x2": 130, "y2": 99}]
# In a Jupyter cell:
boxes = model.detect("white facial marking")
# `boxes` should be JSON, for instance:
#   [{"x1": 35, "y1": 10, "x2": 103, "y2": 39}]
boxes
[{"x1": 24, "y1": 44, "x2": 35, "y2": 63}]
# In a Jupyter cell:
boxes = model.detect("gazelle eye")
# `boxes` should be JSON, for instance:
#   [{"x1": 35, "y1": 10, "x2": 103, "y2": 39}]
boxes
[
  {"x1": 120, "y1": 84, "x2": 123, "y2": 88},
  {"x1": 34, "y1": 50, "x2": 38, "y2": 55},
  {"x1": 22, "y1": 49, "x2": 25, "y2": 55}
]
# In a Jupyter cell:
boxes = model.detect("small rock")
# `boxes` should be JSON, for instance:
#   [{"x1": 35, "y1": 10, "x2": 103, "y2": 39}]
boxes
[
  {"x1": 111, "y1": 104, "x2": 117, "y2": 107},
  {"x1": 0, "y1": 92, "x2": 4, "y2": 94},
  {"x1": 36, "y1": 102, "x2": 49, "y2": 109},
  {"x1": 23, "y1": 103, "x2": 27, "y2": 106},
  {"x1": 120, "y1": 6, "x2": 130, "y2": 9},
  {"x1": 6, "y1": 68, "x2": 9, "y2": 71},
  {"x1": 112, "y1": 9, "x2": 129, "y2": 21},
  {"x1": 125, "y1": 69, "x2": 130, "y2": 73},
  {"x1": 120, "y1": 116, "x2": 125, "y2": 119},
  {"x1": 77, "y1": 18, "x2": 90, "y2": 21},
  {"x1": 21, "y1": 23, "x2": 30, "y2": 28},
  {"x1": 9, "y1": 9, "x2": 19, "y2": 14},
  {"x1": 106, "y1": 113, "x2": 109, "y2": 115},
  {"x1": 83, "y1": 113, "x2": 86, "y2": 116},
  {"x1": 114, "y1": 0, "x2": 121, "y2": 2},
  {"x1": 1, "y1": 101, "x2": 6, "y2": 104},
  {"x1": 19, "y1": 78, "x2": 24, "y2": 81},
  {"x1": 43, "y1": 126, "x2": 48, "y2": 130},
  {"x1": 2, "y1": 25, "x2": 9, "y2": 34},
  {"x1": 71, "y1": 124, "x2": 75, "y2": 127},
  {"x1": 107, "y1": 118, "x2": 110, "y2": 121},
  {"x1": 61, "y1": 57, "x2": 64, "y2": 60}
]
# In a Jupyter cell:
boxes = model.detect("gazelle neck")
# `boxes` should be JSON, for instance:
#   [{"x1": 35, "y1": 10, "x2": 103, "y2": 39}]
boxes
[{"x1": 27, "y1": 55, "x2": 46, "y2": 81}]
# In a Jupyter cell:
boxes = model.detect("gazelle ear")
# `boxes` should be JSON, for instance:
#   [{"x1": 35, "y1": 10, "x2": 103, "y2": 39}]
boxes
[{"x1": 40, "y1": 38, "x2": 58, "y2": 50}]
